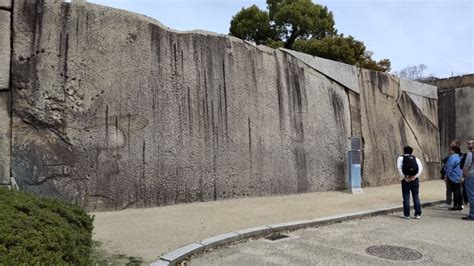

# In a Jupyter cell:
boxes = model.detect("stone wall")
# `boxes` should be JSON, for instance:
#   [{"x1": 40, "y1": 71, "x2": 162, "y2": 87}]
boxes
[
  {"x1": 6, "y1": 0, "x2": 440, "y2": 210},
  {"x1": 426, "y1": 74, "x2": 474, "y2": 154},
  {"x1": 0, "y1": 0, "x2": 11, "y2": 186}
]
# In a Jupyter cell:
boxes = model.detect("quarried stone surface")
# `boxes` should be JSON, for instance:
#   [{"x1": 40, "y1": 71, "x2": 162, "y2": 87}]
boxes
[
  {"x1": 0, "y1": 0, "x2": 11, "y2": 9},
  {"x1": 0, "y1": 10, "x2": 10, "y2": 90},
  {"x1": 430, "y1": 75, "x2": 474, "y2": 153},
  {"x1": 11, "y1": 0, "x2": 352, "y2": 209},
  {"x1": 0, "y1": 91, "x2": 10, "y2": 184},
  {"x1": 10, "y1": 0, "x2": 440, "y2": 209},
  {"x1": 358, "y1": 70, "x2": 439, "y2": 186},
  {"x1": 455, "y1": 86, "x2": 474, "y2": 147}
]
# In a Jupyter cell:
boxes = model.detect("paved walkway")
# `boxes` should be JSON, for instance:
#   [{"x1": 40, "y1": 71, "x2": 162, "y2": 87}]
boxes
[{"x1": 91, "y1": 180, "x2": 445, "y2": 264}]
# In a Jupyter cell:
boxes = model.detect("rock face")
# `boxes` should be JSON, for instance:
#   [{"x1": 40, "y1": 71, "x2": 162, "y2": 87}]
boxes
[
  {"x1": 0, "y1": 9, "x2": 10, "y2": 90},
  {"x1": 9, "y1": 0, "x2": 440, "y2": 210},
  {"x1": 0, "y1": 7, "x2": 10, "y2": 185},
  {"x1": 429, "y1": 74, "x2": 474, "y2": 153}
]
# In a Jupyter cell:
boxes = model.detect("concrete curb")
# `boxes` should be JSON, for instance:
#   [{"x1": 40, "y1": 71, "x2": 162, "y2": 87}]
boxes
[{"x1": 150, "y1": 200, "x2": 444, "y2": 265}]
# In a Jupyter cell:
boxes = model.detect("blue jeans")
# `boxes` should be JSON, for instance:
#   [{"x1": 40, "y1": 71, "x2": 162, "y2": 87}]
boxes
[
  {"x1": 465, "y1": 176, "x2": 474, "y2": 219},
  {"x1": 402, "y1": 178, "x2": 421, "y2": 217}
]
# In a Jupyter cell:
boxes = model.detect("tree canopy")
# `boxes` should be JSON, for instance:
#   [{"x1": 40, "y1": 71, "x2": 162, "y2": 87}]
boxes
[{"x1": 229, "y1": 0, "x2": 391, "y2": 72}]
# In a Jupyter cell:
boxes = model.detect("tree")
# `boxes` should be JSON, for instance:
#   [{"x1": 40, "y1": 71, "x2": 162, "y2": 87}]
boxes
[
  {"x1": 293, "y1": 35, "x2": 365, "y2": 65},
  {"x1": 395, "y1": 64, "x2": 428, "y2": 80},
  {"x1": 229, "y1": 5, "x2": 275, "y2": 45},
  {"x1": 229, "y1": 0, "x2": 391, "y2": 72},
  {"x1": 270, "y1": 0, "x2": 336, "y2": 48}
]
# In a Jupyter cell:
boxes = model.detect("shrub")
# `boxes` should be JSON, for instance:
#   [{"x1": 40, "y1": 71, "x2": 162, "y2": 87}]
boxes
[{"x1": 0, "y1": 188, "x2": 94, "y2": 264}]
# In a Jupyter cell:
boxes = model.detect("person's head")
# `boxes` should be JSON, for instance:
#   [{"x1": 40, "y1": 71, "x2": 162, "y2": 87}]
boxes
[
  {"x1": 451, "y1": 145, "x2": 461, "y2": 155},
  {"x1": 468, "y1": 140, "x2": 474, "y2": 151},
  {"x1": 449, "y1": 139, "x2": 461, "y2": 151},
  {"x1": 450, "y1": 139, "x2": 461, "y2": 147},
  {"x1": 403, "y1": 146, "x2": 413, "y2": 155}
]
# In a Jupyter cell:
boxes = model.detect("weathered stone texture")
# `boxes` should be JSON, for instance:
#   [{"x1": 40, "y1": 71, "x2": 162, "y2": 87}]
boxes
[
  {"x1": 11, "y1": 0, "x2": 439, "y2": 209},
  {"x1": 0, "y1": 0, "x2": 11, "y2": 9},
  {"x1": 455, "y1": 86, "x2": 474, "y2": 147},
  {"x1": 432, "y1": 75, "x2": 474, "y2": 153},
  {"x1": 0, "y1": 91, "x2": 10, "y2": 184},
  {"x1": 359, "y1": 71, "x2": 439, "y2": 186},
  {"x1": 427, "y1": 74, "x2": 474, "y2": 92},
  {"x1": 0, "y1": 10, "x2": 10, "y2": 90}
]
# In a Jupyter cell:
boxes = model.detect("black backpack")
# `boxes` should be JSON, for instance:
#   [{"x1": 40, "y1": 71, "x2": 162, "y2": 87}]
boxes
[
  {"x1": 402, "y1": 155, "x2": 419, "y2": 176},
  {"x1": 460, "y1": 153, "x2": 467, "y2": 169}
]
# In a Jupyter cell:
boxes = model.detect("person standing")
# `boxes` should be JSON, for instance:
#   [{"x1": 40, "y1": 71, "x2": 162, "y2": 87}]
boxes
[
  {"x1": 440, "y1": 139, "x2": 461, "y2": 208},
  {"x1": 397, "y1": 146, "x2": 423, "y2": 219},
  {"x1": 462, "y1": 140, "x2": 474, "y2": 220},
  {"x1": 444, "y1": 145, "x2": 463, "y2": 211}
]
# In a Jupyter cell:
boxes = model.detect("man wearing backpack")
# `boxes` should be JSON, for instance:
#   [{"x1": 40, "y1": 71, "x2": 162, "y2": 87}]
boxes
[
  {"x1": 444, "y1": 145, "x2": 463, "y2": 211},
  {"x1": 397, "y1": 146, "x2": 423, "y2": 219},
  {"x1": 462, "y1": 140, "x2": 474, "y2": 221}
]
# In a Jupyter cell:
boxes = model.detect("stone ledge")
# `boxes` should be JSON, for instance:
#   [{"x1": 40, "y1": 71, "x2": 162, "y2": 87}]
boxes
[
  {"x1": 0, "y1": 0, "x2": 11, "y2": 10},
  {"x1": 158, "y1": 243, "x2": 205, "y2": 265}
]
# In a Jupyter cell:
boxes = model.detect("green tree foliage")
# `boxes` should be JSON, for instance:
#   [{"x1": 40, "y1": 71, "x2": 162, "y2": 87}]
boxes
[
  {"x1": 0, "y1": 188, "x2": 94, "y2": 264},
  {"x1": 271, "y1": 0, "x2": 336, "y2": 48},
  {"x1": 229, "y1": 0, "x2": 391, "y2": 72},
  {"x1": 293, "y1": 35, "x2": 365, "y2": 65},
  {"x1": 229, "y1": 5, "x2": 274, "y2": 45}
]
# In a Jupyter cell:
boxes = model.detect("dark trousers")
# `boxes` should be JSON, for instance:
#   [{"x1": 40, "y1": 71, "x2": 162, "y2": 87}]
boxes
[
  {"x1": 445, "y1": 179, "x2": 453, "y2": 204},
  {"x1": 447, "y1": 179, "x2": 462, "y2": 208},
  {"x1": 462, "y1": 181, "x2": 469, "y2": 204},
  {"x1": 402, "y1": 178, "x2": 421, "y2": 217}
]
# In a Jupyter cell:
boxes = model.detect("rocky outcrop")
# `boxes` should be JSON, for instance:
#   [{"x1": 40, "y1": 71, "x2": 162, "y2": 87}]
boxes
[
  {"x1": 8, "y1": 0, "x2": 440, "y2": 210},
  {"x1": 426, "y1": 74, "x2": 474, "y2": 154},
  {"x1": 0, "y1": 2, "x2": 11, "y2": 185}
]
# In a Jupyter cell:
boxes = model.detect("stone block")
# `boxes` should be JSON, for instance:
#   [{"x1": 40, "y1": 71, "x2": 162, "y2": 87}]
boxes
[
  {"x1": 198, "y1": 232, "x2": 240, "y2": 249},
  {"x1": 267, "y1": 219, "x2": 314, "y2": 231},
  {"x1": 150, "y1": 259, "x2": 170, "y2": 266},
  {"x1": 0, "y1": 0, "x2": 11, "y2": 9},
  {"x1": 0, "y1": 10, "x2": 10, "y2": 90},
  {"x1": 233, "y1": 226, "x2": 272, "y2": 239},
  {"x1": 159, "y1": 243, "x2": 205, "y2": 264},
  {"x1": 281, "y1": 48, "x2": 360, "y2": 93},
  {"x1": 455, "y1": 86, "x2": 474, "y2": 148},
  {"x1": 0, "y1": 91, "x2": 10, "y2": 184}
]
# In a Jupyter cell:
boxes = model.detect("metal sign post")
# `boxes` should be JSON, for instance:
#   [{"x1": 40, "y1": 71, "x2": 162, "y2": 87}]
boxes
[{"x1": 347, "y1": 138, "x2": 363, "y2": 194}]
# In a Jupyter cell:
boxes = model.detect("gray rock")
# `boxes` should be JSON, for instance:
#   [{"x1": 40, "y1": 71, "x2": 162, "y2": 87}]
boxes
[
  {"x1": 159, "y1": 243, "x2": 205, "y2": 264},
  {"x1": 0, "y1": 91, "x2": 9, "y2": 184},
  {"x1": 455, "y1": 86, "x2": 474, "y2": 147},
  {"x1": 0, "y1": 0, "x2": 11, "y2": 9},
  {"x1": 9, "y1": 0, "x2": 440, "y2": 210},
  {"x1": 0, "y1": 10, "x2": 10, "y2": 90}
]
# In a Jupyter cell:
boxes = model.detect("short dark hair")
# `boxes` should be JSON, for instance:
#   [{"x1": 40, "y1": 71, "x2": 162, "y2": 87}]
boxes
[
  {"x1": 452, "y1": 145, "x2": 461, "y2": 154},
  {"x1": 403, "y1": 146, "x2": 413, "y2": 155}
]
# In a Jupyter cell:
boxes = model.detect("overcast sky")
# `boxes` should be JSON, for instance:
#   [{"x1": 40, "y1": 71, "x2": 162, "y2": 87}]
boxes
[{"x1": 86, "y1": 0, "x2": 473, "y2": 79}]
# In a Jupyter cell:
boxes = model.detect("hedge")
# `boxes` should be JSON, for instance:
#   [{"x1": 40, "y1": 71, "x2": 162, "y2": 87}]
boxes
[{"x1": 0, "y1": 188, "x2": 94, "y2": 264}]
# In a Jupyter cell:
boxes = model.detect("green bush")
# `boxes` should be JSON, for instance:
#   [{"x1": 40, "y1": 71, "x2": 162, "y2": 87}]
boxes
[{"x1": 0, "y1": 188, "x2": 94, "y2": 264}]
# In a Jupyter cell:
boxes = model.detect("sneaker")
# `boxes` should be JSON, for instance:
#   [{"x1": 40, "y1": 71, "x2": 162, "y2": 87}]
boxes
[
  {"x1": 415, "y1": 215, "x2": 421, "y2": 220},
  {"x1": 439, "y1": 203, "x2": 452, "y2": 208},
  {"x1": 400, "y1": 215, "x2": 410, "y2": 219}
]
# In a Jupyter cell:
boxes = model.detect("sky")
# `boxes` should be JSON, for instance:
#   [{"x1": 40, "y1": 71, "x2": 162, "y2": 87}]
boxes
[{"x1": 85, "y1": 0, "x2": 474, "y2": 79}]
